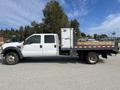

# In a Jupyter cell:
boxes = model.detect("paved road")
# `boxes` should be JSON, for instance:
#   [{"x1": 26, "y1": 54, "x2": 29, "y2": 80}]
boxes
[{"x1": 0, "y1": 55, "x2": 120, "y2": 90}]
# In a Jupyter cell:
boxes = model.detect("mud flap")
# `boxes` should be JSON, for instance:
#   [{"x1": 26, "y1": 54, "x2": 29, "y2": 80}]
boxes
[{"x1": 102, "y1": 53, "x2": 107, "y2": 59}]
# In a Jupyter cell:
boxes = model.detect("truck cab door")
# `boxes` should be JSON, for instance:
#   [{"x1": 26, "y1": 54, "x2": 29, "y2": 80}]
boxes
[
  {"x1": 43, "y1": 35, "x2": 59, "y2": 56},
  {"x1": 21, "y1": 35, "x2": 42, "y2": 57}
]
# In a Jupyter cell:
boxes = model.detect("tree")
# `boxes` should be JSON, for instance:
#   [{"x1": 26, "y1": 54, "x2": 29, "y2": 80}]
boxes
[
  {"x1": 112, "y1": 31, "x2": 116, "y2": 40},
  {"x1": 81, "y1": 32, "x2": 86, "y2": 38},
  {"x1": 24, "y1": 26, "x2": 31, "y2": 39},
  {"x1": 70, "y1": 19, "x2": 81, "y2": 39},
  {"x1": 112, "y1": 32, "x2": 116, "y2": 36},
  {"x1": 100, "y1": 34, "x2": 108, "y2": 39},
  {"x1": 31, "y1": 21, "x2": 42, "y2": 33},
  {"x1": 42, "y1": 0, "x2": 69, "y2": 34},
  {"x1": 87, "y1": 35, "x2": 92, "y2": 38},
  {"x1": 19, "y1": 26, "x2": 24, "y2": 41},
  {"x1": 31, "y1": 21, "x2": 38, "y2": 27},
  {"x1": 94, "y1": 34, "x2": 98, "y2": 39}
]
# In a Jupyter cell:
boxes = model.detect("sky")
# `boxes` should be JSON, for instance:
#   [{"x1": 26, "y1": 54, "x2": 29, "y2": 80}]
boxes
[{"x1": 0, "y1": 0, "x2": 120, "y2": 36}]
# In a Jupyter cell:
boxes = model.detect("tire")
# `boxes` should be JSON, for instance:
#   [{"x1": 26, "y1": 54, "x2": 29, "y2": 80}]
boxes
[
  {"x1": 3, "y1": 52, "x2": 19, "y2": 65},
  {"x1": 86, "y1": 52, "x2": 99, "y2": 64}
]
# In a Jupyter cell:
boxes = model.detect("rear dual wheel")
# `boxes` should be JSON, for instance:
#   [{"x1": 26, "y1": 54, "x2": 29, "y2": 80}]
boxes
[{"x1": 86, "y1": 52, "x2": 99, "y2": 64}]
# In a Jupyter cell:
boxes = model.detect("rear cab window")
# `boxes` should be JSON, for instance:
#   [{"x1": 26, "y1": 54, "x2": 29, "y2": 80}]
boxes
[{"x1": 44, "y1": 35, "x2": 55, "y2": 43}]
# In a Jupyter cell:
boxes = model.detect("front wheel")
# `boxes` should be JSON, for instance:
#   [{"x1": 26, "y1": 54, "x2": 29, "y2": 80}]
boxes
[
  {"x1": 86, "y1": 52, "x2": 99, "y2": 64},
  {"x1": 3, "y1": 52, "x2": 19, "y2": 65}
]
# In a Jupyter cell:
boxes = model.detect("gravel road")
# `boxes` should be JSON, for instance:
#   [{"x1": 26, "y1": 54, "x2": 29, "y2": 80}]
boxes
[{"x1": 0, "y1": 55, "x2": 120, "y2": 90}]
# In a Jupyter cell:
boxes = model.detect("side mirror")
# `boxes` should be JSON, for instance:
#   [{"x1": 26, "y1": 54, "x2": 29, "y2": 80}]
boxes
[{"x1": 23, "y1": 40, "x2": 27, "y2": 45}]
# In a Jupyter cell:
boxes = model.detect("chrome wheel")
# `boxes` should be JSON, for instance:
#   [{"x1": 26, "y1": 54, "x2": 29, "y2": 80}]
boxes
[
  {"x1": 6, "y1": 55, "x2": 15, "y2": 64},
  {"x1": 4, "y1": 52, "x2": 19, "y2": 65},
  {"x1": 89, "y1": 55, "x2": 97, "y2": 63},
  {"x1": 86, "y1": 52, "x2": 99, "y2": 64}
]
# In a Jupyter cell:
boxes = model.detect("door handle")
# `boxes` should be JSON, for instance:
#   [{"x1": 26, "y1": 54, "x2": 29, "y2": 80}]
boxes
[
  {"x1": 54, "y1": 45, "x2": 56, "y2": 48},
  {"x1": 40, "y1": 45, "x2": 42, "y2": 48}
]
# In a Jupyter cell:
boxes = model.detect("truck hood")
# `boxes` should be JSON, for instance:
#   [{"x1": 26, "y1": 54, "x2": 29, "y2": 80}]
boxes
[{"x1": 2, "y1": 42, "x2": 23, "y2": 49}]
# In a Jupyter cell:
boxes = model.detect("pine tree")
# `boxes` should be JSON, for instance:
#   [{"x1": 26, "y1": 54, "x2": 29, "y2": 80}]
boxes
[{"x1": 42, "y1": 0, "x2": 69, "y2": 34}]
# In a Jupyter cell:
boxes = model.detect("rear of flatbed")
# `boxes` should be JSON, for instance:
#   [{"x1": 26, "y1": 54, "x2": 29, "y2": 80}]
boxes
[
  {"x1": 61, "y1": 28, "x2": 119, "y2": 64},
  {"x1": 75, "y1": 41, "x2": 119, "y2": 64}
]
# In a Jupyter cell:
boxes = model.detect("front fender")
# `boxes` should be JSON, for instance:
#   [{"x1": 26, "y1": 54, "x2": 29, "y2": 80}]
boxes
[{"x1": 1, "y1": 47, "x2": 23, "y2": 59}]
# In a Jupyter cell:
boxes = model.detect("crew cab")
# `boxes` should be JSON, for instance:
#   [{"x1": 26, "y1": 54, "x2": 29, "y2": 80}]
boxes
[{"x1": 1, "y1": 28, "x2": 119, "y2": 65}]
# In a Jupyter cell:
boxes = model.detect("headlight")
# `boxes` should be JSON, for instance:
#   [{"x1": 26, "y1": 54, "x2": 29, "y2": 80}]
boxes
[{"x1": 0, "y1": 46, "x2": 3, "y2": 51}]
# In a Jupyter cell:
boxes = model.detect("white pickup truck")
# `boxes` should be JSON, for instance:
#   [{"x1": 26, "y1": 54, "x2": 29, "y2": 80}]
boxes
[{"x1": 1, "y1": 28, "x2": 119, "y2": 65}]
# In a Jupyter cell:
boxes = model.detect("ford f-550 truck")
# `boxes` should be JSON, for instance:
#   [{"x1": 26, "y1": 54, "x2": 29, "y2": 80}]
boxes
[{"x1": 1, "y1": 28, "x2": 119, "y2": 65}]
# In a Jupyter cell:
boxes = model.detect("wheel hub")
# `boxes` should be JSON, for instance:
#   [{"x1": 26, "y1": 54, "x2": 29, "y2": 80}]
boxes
[
  {"x1": 89, "y1": 56, "x2": 97, "y2": 63},
  {"x1": 7, "y1": 55, "x2": 15, "y2": 63}
]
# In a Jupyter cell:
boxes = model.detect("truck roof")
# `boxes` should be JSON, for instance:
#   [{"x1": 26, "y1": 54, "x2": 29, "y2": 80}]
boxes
[{"x1": 32, "y1": 33, "x2": 57, "y2": 35}]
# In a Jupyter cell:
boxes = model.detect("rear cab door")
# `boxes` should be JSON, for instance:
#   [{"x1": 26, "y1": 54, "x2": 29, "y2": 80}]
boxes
[{"x1": 42, "y1": 34, "x2": 59, "y2": 56}]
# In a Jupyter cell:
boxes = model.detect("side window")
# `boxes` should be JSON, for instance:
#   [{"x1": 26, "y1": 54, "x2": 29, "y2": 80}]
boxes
[
  {"x1": 44, "y1": 35, "x2": 55, "y2": 43},
  {"x1": 25, "y1": 35, "x2": 41, "y2": 44}
]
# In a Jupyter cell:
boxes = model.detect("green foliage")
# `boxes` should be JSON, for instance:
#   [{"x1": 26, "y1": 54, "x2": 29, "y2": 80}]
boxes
[
  {"x1": 94, "y1": 33, "x2": 108, "y2": 40},
  {"x1": 87, "y1": 35, "x2": 92, "y2": 38},
  {"x1": 42, "y1": 0, "x2": 69, "y2": 34},
  {"x1": 112, "y1": 32, "x2": 116, "y2": 36},
  {"x1": 81, "y1": 32, "x2": 86, "y2": 38},
  {"x1": 70, "y1": 19, "x2": 80, "y2": 39}
]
